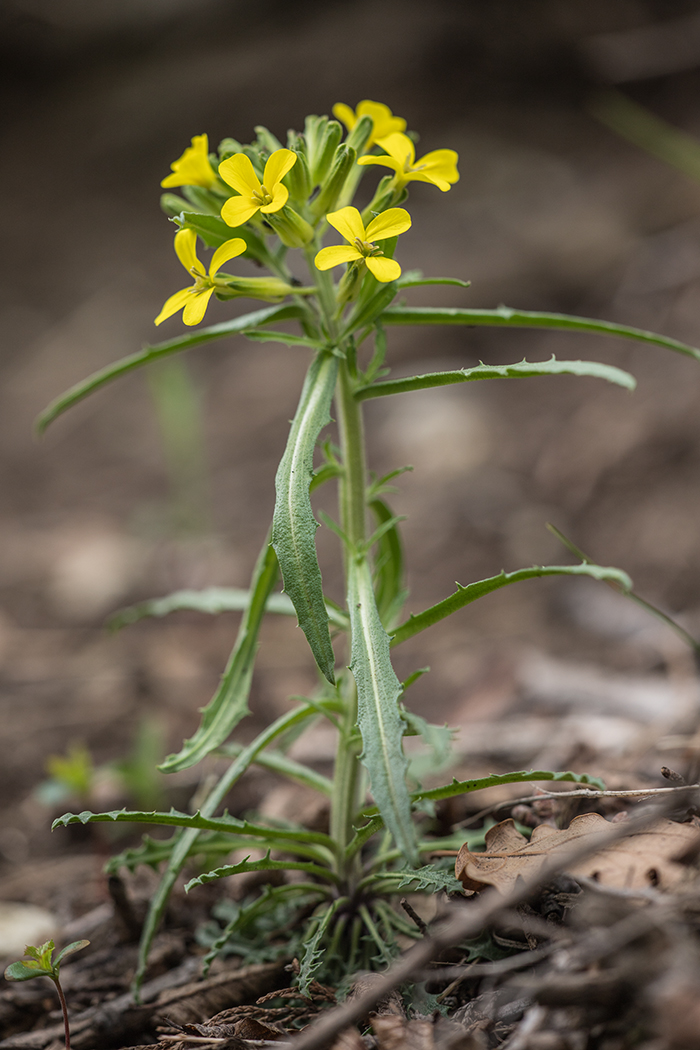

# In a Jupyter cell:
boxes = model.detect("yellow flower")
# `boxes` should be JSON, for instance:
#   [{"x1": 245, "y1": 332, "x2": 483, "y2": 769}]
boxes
[
  {"x1": 332, "y1": 101, "x2": 406, "y2": 148},
  {"x1": 358, "y1": 132, "x2": 459, "y2": 192},
  {"x1": 314, "y1": 206, "x2": 411, "y2": 283},
  {"x1": 219, "y1": 149, "x2": 297, "y2": 227},
  {"x1": 155, "y1": 229, "x2": 246, "y2": 326},
  {"x1": 161, "y1": 134, "x2": 218, "y2": 190}
]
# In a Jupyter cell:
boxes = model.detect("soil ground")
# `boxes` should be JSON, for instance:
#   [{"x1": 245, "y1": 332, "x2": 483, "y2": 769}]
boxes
[{"x1": 3, "y1": 2, "x2": 700, "y2": 1047}]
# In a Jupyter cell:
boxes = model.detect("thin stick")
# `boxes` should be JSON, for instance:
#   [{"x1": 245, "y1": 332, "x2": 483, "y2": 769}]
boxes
[{"x1": 458, "y1": 783, "x2": 700, "y2": 827}]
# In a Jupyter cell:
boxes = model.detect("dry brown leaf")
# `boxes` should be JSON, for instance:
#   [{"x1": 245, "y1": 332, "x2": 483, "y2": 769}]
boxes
[
  {"x1": 371, "y1": 1014, "x2": 435, "y2": 1050},
  {"x1": 455, "y1": 813, "x2": 700, "y2": 893}
]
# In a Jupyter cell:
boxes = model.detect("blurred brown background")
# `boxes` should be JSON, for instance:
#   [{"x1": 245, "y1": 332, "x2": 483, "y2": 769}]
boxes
[{"x1": 3, "y1": 0, "x2": 700, "y2": 869}]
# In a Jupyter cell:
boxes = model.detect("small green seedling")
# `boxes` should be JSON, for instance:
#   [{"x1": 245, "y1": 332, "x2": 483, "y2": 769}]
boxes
[{"x1": 4, "y1": 939, "x2": 89, "y2": 1050}]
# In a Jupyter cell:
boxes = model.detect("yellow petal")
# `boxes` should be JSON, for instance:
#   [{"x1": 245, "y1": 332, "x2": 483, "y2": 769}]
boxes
[
  {"x1": 365, "y1": 207, "x2": 412, "y2": 241},
  {"x1": 413, "y1": 148, "x2": 459, "y2": 190},
  {"x1": 356, "y1": 154, "x2": 402, "y2": 173},
  {"x1": 161, "y1": 135, "x2": 216, "y2": 188},
  {"x1": 263, "y1": 149, "x2": 297, "y2": 189},
  {"x1": 182, "y1": 287, "x2": 214, "y2": 326},
  {"x1": 366, "y1": 256, "x2": 401, "y2": 282},
  {"x1": 210, "y1": 238, "x2": 247, "y2": 275},
  {"x1": 260, "y1": 183, "x2": 289, "y2": 213},
  {"x1": 154, "y1": 287, "x2": 192, "y2": 326},
  {"x1": 356, "y1": 101, "x2": 407, "y2": 143},
  {"x1": 375, "y1": 132, "x2": 415, "y2": 167},
  {"x1": 315, "y1": 245, "x2": 362, "y2": 270},
  {"x1": 332, "y1": 103, "x2": 357, "y2": 132},
  {"x1": 221, "y1": 195, "x2": 261, "y2": 227},
  {"x1": 218, "y1": 153, "x2": 261, "y2": 196},
  {"x1": 326, "y1": 206, "x2": 365, "y2": 244},
  {"x1": 174, "y1": 229, "x2": 201, "y2": 273}
]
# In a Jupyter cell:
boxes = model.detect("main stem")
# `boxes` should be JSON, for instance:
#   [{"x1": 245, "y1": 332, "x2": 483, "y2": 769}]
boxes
[
  {"x1": 330, "y1": 355, "x2": 368, "y2": 882},
  {"x1": 52, "y1": 977, "x2": 71, "y2": 1050},
  {"x1": 311, "y1": 251, "x2": 368, "y2": 883}
]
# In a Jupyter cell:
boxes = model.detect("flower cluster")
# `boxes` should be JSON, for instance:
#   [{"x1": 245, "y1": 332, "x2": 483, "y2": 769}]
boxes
[{"x1": 156, "y1": 102, "x2": 459, "y2": 326}]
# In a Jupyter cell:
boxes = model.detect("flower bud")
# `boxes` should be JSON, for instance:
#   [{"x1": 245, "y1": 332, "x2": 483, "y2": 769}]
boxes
[
  {"x1": 311, "y1": 144, "x2": 357, "y2": 219},
  {"x1": 216, "y1": 275, "x2": 296, "y2": 302},
  {"x1": 284, "y1": 148, "x2": 312, "y2": 203},
  {"x1": 265, "y1": 205, "x2": 314, "y2": 247},
  {"x1": 255, "y1": 125, "x2": 284, "y2": 153},
  {"x1": 345, "y1": 114, "x2": 373, "y2": 155},
  {"x1": 304, "y1": 115, "x2": 329, "y2": 176},
  {"x1": 311, "y1": 120, "x2": 343, "y2": 186}
]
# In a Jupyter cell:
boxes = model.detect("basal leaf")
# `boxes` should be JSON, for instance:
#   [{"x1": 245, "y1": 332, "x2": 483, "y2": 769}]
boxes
[
  {"x1": 414, "y1": 768, "x2": 606, "y2": 803},
  {"x1": 36, "y1": 304, "x2": 304, "y2": 434},
  {"x1": 185, "y1": 852, "x2": 340, "y2": 890},
  {"x1": 296, "y1": 898, "x2": 346, "y2": 996},
  {"x1": 355, "y1": 356, "x2": 636, "y2": 401},
  {"x1": 159, "y1": 541, "x2": 279, "y2": 773},
  {"x1": 391, "y1": 562, "x2": 632, "y2": 647},
  {"x1": 109, "y1": 585, "x2": 294, "y2": 630},
  {"x1": 348, "y1": 554, "x2": 418, "y2": 866},
  {"x1": 272, "y1": 351, "x2": 338, "y2": 683},
  {"x1": 380, "y1": 305, "x2": 700, "y2": 361}
]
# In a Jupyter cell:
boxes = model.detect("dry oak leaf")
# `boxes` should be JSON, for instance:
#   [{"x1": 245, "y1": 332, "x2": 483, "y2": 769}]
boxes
[{"x1": 455, "y1": 812, "x2": 700, "y2": 893}]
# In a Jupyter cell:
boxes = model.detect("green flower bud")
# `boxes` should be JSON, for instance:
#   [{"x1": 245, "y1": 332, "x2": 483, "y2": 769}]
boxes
[
  {"x1": 311, "y1": 144, "x2": 357, "y2": 220},
  {"x1": 345, "y1": 114, "x2": 373, "y2": 155},
  {"x1": 182, "y1": 185, "x2": 226, "y2": 215},
  {"x1": 160, "y1": 192, "x2": 190, "y2": 218},
  {"x1": 265, "y1": 205, "x2": 314, "y2": 247},
  {"x1": 255, "y1": 125, "x2": 284, "y2": 153},
  {"x1": 284, "y1": 148, "x2": 312, "y2": 203},
  {"x1": 311, "y1": 120, "x2": 343, "y2": 186},
  {"x1": 216, "y1": 275, "x2": 296, "y2": 302},
  {"x1": 304, "y1": 115, "x2": 329, "y2": 175}
]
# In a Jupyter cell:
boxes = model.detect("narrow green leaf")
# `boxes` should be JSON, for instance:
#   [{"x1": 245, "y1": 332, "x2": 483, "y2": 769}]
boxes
[
  {"x1": 369, "y1": 497, "x2": 406, "y2": 627},
  {"x1": 356, "y1": 356, "x2": 636, "y2": 401},
  {"x1": 402, "y1": 709, "x2": 454, "y2": 781},
  {"x1": 51, "y1": 806, "x2": 335, "y2": 856},
  {"x1": 158, "y1": 540, "x2": 279, "y2": 774},
  {"x1": 397, "y1": 276, "x2": 471, "y2": 289},
  {"x1": 186, "y1": 852, "x2": 340, "y2": 890},
  {"x1": 36, "y1": 304, "x2": 303, "y2": 434},
  {"x1": 272, "y1": 352, "x2": 338, "y2": 683},
  {"x1": 348, "y1": 554, "x2": 418, "y2": 866},
  {"x1": 109, "y1": 585, "x2": 294, "y2": 630},
  {"x1": 414, "y1": 768, "x2": 606, "y2": 803},
  {"x1": 241, "y1": 329, "x2": 326, "y2": 349},
  {"x1": 391, "y1": 562, "x2": 632, "y2": 647},
  {"x1": 547, "y1": 524, "x2": 700, "y2": 653},
  {"x1": 218, "y1": 743, "x2": 334, "y2": 796},
  {"x1": 380, "y1": 306, "x2": 700, "y2": 361}
]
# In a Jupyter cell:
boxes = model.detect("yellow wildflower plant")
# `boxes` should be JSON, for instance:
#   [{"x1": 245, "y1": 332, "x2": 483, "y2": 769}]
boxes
[
  {"x1": 332, "y1": 100, "x2": 406, "y2": 149},
  {"x1": 154, "y1": 229, "x2": 246, "y2": 326},
  {"x1": 219, "y1": 149, "x2": 297, "y2": 227},
  {"x1": 314, "y1": 206, "x2": 411, "y2": 282},
  {"x1": 358, "y1": 132, "x2": 459, "y2": 192},
  {"x1": 161, "y1": 134, "x2": 218, "y2": 190}
]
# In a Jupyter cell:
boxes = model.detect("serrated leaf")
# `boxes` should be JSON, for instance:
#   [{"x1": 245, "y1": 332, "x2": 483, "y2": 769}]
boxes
[
  {"x1": 159, "y1": 541, "x2": 279, "y2": 773},
  {"x1": 392, "y1": 864, "x2": 463, "y2": 895},
  {"x1": 272, "y1": 352, "x2": 338, "y2": 683},
  {"x1": 52, "y1": 806, "x2": 335, "y2": 858},
  {"x1": 185, "y1": 852, "x2": 340, "y2": 891},
  {"x1": 296, "y1": 898, "x2": 345, "y2": 995},
  {"x1": 391, "y1": 563, "x2": 632, "y2": 647},
  {"x1": 414, "y1": 768, "x2": 606, "y2": 804},
  {"x1": 36, "y1": 304, "x2": 304, "y2": 434},
  {"x1": 355, "y1": 355, "x2": 636, "y2": 401},
  {"x1": 380, "y1": 305, "x2": 700, "y2": 361},
  {"x1": 348, "y1": 554, "x2": 418, "y2": 866}
]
